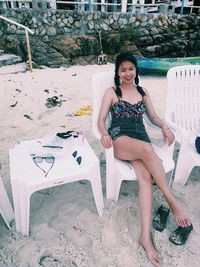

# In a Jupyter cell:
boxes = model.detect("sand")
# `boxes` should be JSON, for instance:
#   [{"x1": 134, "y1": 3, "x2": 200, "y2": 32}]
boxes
[{"x1": 0, "y1": 64, "x2": 200, "y2": 267}]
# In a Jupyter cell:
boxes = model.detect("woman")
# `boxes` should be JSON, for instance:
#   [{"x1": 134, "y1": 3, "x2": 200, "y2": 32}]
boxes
[{"x1": 98, "y1": 52, "x2": 192, "y2": 266}]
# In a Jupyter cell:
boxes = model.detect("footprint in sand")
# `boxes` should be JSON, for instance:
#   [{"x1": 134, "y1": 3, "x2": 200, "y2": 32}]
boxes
[
  {"x1": 66, "y1": 227, "x2": 93, "y2": 248},
  {"x1": 101, "y1": 227, "x2": 119, "y2": 246},
  {"x1": 39, "y1": 255, "x2": 77, "y2": 267}
]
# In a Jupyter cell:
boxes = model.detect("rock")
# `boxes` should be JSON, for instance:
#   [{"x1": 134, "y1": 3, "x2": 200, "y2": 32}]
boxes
[
  {"x1": 68, "y1": 16, "x2": 74, "y2": 24},
  {"x1": 121, "y1": 42, "x2": 143, "y2": 57},
  {"x1": 87, "y1": 13, "x2": 93, "y2": 20},
  {"x1": 29, "y1": 37, "x2": 70, "y2": 67},
  {"x1": 113, "y1": 13, "x2": 119, "y2": 21},
  {"x1": 52, "y1": 35, "x2": 101, "y2": 58},
  {"x1": 88, "y1": 20, "x2": 94, "y2": 30},
  {"x1": 47, "y1": 27, "x2": 57, "y2": 36},
  {"x1": 129, "y1": 17, "x2": 136, "y2": 24},
  {"x1": 72, "y1": 55, "x2": 97, "y2": 65},
  {"x1": 101, "y1": 23, "x2": 109, "y2": 31},
  {"x1": 135, "y1": 36, "x2": 154, "y2": 47},
  {"x1": 74, "y1": 21, "x2": 82, "y2": 28},
  {"x1": 40, "y1": 28, "x2": 46, "y2": 36},
  {"x1": 0, "y1": 36, "x2": 25, "y2": 59},
  {"x1": 42, "y1": 17, "x2": 50, "y2": 24},
  {"x1": 152, "y1": 34, "x2": 166, "y2": 45},
  {"x1": 58, "y1": 22, "x2": 65, "y2": 28},
  {"x1": 112, "y1": 21, "x2": 119, "y2": 30},
  {"x1": 102, "y1": 33, "x2": 123, "y2": 54}
]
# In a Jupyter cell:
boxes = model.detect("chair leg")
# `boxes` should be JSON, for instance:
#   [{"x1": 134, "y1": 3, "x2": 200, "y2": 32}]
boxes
[
  {"x1": 106, "y1": 174, "x2": 122, "y2": 202},
  {"x1": 174, "y1": 153, "x2": 194, "y2": 185},
  {"x1": 0, "y1": 208, "x2": 11, "y2": 228},
  {"x1": 90, "y1": 165, "x2": 104, "y2": 216},
  {"x1": 0, "y1": 177, "x2": 14, "y2": 228},
  {"x1": 167, "y1": 170, "x2": 174, "y2": 188},
  {"x1": 112, "y1": 178, "x2": 122, "y2": 202}
]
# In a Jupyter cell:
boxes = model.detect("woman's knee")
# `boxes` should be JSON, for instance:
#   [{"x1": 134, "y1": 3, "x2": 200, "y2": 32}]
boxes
[{"x1": 141, "y1": 144, "x2": 155, "y2": 160}]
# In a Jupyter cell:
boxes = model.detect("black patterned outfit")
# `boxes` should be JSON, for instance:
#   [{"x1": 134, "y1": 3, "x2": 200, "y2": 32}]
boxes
[{"x1": 108, "y1": 90, "x2": 151, "y2": 143}]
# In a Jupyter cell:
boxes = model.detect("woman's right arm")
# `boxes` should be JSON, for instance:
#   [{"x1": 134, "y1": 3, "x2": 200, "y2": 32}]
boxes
[{"x1": 97, "y1": 88, "x2": 113, "y2": 149}]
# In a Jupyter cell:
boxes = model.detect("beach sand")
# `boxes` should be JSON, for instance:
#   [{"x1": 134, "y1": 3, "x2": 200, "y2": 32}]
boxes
[{"x1": 0, "y1": 64, "x2": 200, "y2": 267}]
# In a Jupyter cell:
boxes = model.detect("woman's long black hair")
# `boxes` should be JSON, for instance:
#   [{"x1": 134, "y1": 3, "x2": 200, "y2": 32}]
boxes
[{"x1": 114, "y1": 52, "x2": 145, "y2": 98}]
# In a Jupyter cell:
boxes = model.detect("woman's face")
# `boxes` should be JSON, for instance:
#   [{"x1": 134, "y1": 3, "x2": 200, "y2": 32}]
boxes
[{"x1": 118, "y1": 61, "x2": 136, "y2": 85}]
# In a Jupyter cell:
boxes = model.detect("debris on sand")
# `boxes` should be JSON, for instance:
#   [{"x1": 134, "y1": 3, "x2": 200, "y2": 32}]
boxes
[
  {"x1": 24, "y1": 114, "x2": 33, "y2": 120},
  {"x1": 45, "y1": 96, "x2": 62, "y2": 108},
  {"x1": 10, "y1": 101, "x2": 18, "y2": 107}
]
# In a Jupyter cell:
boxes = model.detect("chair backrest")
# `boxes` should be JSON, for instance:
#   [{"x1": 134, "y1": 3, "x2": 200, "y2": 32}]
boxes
[
  {"x1": 92, "y1": 71, "x2": 115, "y2": 139},
  {"x1": 92, "y1": 71, "x2": 160, "y2": 139},
  {"x1": 166, "y1": 65, "x2": 200, "y2": 131}
]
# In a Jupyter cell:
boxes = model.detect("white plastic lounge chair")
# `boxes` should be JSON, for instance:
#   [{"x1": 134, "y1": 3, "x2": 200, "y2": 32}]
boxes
[
  {"x1": 0, "y1": 172, "x2": 14, "y2": 228},
  {"x1": 92, "y1": 71, "x2": 175, "y2": 201},
  {"x1": 165, "y1": 65, "x2": 200, "y2": 185}
]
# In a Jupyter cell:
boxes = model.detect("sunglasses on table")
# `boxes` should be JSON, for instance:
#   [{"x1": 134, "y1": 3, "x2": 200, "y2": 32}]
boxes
[
  {"x1": 56, "y1": 131, "x2": 79, "y2": 139},
  {"x1": 32, "y1": 156, "x2": 55, "y2": 177}
]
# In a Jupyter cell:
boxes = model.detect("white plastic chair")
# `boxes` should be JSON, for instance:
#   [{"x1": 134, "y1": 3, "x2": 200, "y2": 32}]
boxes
[
  {"x1": 165, "y1": 65, "x2": 200, "y2": 185},
  {"x1": 0, "y1": 174, "x2": 14, "y2": 228},
  {"x1": 92, "y1": 71, "x2": 175, "y2": 201}
]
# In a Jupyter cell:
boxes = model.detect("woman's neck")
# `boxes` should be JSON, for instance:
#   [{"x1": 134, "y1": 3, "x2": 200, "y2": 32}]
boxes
[{"x1": 120, "y1": 83, "x2": 136, "y2": 90}]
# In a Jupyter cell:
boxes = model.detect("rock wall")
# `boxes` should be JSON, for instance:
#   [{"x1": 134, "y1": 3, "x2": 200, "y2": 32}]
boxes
[{"x1": 0, "y1": 9, "x2": 200, "y2": 67}]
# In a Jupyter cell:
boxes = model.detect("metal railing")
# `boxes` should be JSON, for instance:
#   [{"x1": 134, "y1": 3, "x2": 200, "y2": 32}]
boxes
[
  {"x1": 0, "y1": 0, "x2": 199, "y2": 13},
  {"x1": 0, "y1": 15, "x2": 34, "y2": 71}
]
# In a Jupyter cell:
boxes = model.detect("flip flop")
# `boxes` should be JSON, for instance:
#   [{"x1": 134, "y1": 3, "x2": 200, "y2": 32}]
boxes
[
  {"x1": 152, "y1": 205, "x2": 170, "y2": 232},
  {"x1": 81, "y1": 105, "x2": 93, "y2": 111},
  {"x1": 169, "y1": 224, "x2": 193, "y2": 245},
  {"x1": 56, "y1": 131, "x2": 79, "y2": 139},
  {"x1": 74, "y1": 110, "x2": 91, "y2": 116},
  {"x1": 45, "y1": 96, "x2": 62, "y2": 108}
]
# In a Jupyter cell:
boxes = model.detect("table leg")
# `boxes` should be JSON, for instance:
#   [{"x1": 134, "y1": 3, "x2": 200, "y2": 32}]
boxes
[
  {"x1": 19, "y1": 181, "x2": 31, "y2": 236},
  {"x1": 0, "y1": 177, "x2": 14, "y2": 228},
  {"x1": 11, "y1": 179, "x2": 22, "y2": 233}
]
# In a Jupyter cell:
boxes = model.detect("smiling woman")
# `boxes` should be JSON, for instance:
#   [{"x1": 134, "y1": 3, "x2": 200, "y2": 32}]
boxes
[{"x1": 97, "y1": 51, "x2": 193, "y2": 267}]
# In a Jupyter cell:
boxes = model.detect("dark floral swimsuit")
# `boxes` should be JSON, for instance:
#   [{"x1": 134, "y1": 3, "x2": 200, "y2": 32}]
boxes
[{"x1": 108, "y1": 89, "x2": 151, "y2": 143}]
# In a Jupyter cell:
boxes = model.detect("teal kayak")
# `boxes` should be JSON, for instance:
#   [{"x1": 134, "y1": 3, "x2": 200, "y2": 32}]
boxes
[{"x1": 136, "y1": 57, "x2": 200, "y2": 74}]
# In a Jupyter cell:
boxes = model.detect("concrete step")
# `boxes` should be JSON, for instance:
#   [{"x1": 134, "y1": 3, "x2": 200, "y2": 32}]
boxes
[
  {"x1": 0, "y1": 53, "x2": 24, "y2": 67},
  {"x1": 0, "y1": 62, "x2": 27, "y2": 75},
  {"x1": 0, "y1": 52, "x2": 28, "y2": 75}
]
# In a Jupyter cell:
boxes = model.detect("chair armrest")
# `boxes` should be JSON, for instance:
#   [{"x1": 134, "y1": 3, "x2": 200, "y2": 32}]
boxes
[
  {"x1": 105, "y1": 146, "x2": 115, "y2": 166},
  {"x1": 143, "y1": 113, "x2": 161, "y2": 130},
  {"x1": 165, "y1": 116, "x2": 190, "y2": 144}
]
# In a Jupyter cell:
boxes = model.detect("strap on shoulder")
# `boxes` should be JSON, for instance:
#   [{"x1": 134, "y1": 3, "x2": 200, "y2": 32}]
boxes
[{"x1": 112, "y1": 87, "x2": 120, "y2": 101}]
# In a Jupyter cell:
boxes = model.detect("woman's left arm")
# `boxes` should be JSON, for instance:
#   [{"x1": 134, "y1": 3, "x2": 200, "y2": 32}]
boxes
[{"x1": 143, "y1": 88, "x2": 175, "y2": 146}]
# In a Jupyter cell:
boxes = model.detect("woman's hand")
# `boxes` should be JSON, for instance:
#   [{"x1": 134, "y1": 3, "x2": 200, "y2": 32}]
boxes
[
  {"x1": 100, "y1": 133, "x2": 113, "y2": 149},
  {"x1": 162, "y1": 128, "x2": 175, "y2": 146}
]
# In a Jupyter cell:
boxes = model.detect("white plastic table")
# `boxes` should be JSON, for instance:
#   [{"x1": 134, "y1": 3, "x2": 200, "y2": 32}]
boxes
[{"x1": 9, "y1": 137, "x2": 104, "y2": 236}]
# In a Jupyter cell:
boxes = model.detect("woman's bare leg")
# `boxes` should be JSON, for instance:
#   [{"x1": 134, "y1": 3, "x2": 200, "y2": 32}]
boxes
[
  {"x1": 113, "y1": 136, "x2": 191, "y2": 227},
  {"x1": 132, "y1": 159, "x2": 163, "y2": 267}
]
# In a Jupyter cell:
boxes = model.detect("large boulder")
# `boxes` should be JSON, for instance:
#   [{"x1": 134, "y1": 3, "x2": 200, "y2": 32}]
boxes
[{"x1": 51, "y1": 35, "x2": 101, "y2": 58}]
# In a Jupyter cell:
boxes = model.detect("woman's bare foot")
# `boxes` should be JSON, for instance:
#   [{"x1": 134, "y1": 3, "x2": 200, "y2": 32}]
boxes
[
  {"x1": 139, "y1": 235, "x2": 163, "y2": 267},
  {"x1": 169, "y1": 200, "x2": 191, "y2": 227}
]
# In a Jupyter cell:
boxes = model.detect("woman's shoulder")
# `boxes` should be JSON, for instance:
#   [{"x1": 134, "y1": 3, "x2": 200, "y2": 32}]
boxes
[
  {"x1": 103, "y1": 87, "x2": 118, "y2": 105},
  {"x1": 105, "y1": 87, "x2": 116, "y2": 96},
  {"x1": 140, "y1": 86, "x2": 150, "y2": 96}
]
